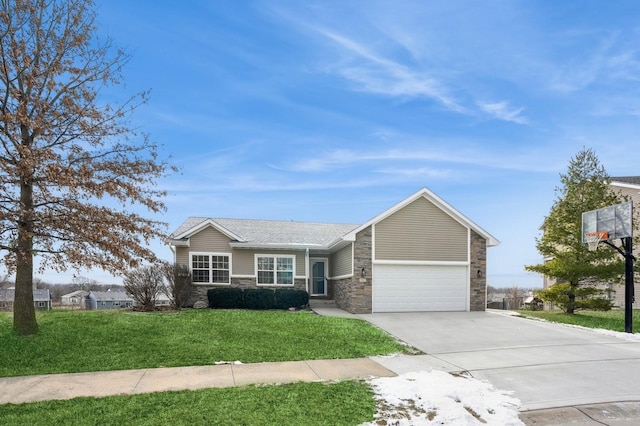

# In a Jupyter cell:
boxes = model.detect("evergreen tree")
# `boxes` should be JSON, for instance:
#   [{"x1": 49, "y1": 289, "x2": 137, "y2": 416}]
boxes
[{"x1": 525, "y1": 148, "x2": 624, "y2": 313}]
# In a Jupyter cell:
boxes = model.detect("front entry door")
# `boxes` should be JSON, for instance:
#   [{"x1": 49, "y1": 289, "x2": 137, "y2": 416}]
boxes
[{"x1": 311, "y1": 259, "x2": 327, "y2": 296}]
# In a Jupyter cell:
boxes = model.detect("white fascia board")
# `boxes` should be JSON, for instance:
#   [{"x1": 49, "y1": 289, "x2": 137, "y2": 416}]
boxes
[
  {"x1": 167, "y1": 238, "x2": 190, "y2": 247},
  {"x1": 229, "y1": 242, "x2": 327, "y2": 251},
  {"x1": 611, "y1": 181, "x2": 640, "y2": 190},
  {"x1": 174, "y1": 218, "x2": 245, "y2": 242},
  {"x1": 326, "y1": 236, "x2": 354, "y2": 251}
]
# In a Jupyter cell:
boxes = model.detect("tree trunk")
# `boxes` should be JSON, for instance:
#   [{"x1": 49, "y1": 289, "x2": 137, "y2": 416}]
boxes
[
  {"x1": 13, "y1": 171, "x2": 38, "y2": 335},
  {"x1": 566, "y1": 288, "x2": 576, "y2": 315}
]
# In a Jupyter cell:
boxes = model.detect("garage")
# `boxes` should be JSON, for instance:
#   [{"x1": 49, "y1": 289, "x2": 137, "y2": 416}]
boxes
[{"x1": 372, "y1": 264, "x2": 469, "y2": 312}]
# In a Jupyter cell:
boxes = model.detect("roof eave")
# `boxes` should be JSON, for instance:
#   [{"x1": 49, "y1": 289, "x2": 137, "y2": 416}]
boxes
[
  {"x1": 610, "y1": 180, "x2": 640, "y2": 190},
  {"x1": 229, "y1": 242, "x2": 329, "y2": 251},
  {"x1": 166, "y1": 238, "x2": 190, "y2": 247}
]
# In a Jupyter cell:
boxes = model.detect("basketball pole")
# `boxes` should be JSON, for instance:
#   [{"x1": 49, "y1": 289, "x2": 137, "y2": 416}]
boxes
[
  {"x1": 623, "y1": 237, "x2": 634, "y2": 334},
  {"x1": 604, "y1": 236, "x2": 635, "y2": 333}
]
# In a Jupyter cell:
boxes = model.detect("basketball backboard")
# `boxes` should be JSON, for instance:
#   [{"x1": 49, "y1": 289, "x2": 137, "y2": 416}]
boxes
[{"x1": 582, "y1": 201, "x2": 633, "y2": 243}]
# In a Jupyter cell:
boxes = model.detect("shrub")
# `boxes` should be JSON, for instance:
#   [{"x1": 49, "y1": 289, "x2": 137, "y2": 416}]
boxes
[
  {"x1": 123, "y1": 265, "x2": 164, "y2": 312},
  {"x1": 208, "y1": 288, "x2": 243, "y2": 309},
  {"x1": 275, "y1": 289, "x2": 309, "y2": 309},
  {"x1": 244, "y1": 288, "x2": 276, "y2": 310},
  {"x1": 162, "y1": 263, "x2": 193, "y2": 310}
]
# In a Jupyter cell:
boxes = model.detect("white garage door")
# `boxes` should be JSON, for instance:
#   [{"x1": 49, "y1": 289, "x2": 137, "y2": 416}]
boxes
[{"x1": 373, "y1": 264, "x2": 468, "y2": 312}]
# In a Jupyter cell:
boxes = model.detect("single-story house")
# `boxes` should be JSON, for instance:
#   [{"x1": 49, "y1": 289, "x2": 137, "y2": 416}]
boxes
[
  {"x1": 167, "y1": 187, "x2": 499, "y2": 314},
  {"x1": 61, "y1": 290, "x2": 89, "y2": 307},
  {"x1": 0, "y1": 288, "x2": 52, "y2": 311},
  {"x1": 86, "y1": 291, "x2": 134, "y2": 310},
  {"x1": 131, "y1": 291, "x2": 171, "y2": 308}
]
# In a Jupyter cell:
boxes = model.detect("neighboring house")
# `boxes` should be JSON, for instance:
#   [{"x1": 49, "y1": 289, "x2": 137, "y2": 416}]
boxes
[
  {"x1": 61, "y1": 290, "x2": 89, "y2": 307},
  {"x1": 540, "y1": 176, "x2": 640, "y2": 309},
  {"x1": 131, "y1": 292, "x2": 171, "y2": 308},
  {"x1": 167, "y1": 187, "x2": 499, "y2": 314},
  {"x1": 86, "y1": 291, "x2": 134, "y2": 310},
  {"x1": 606, "y1": 176, "x2": 640, "y2": 308},
  {"x1": 156, "y1": 292, "x2": 172, "y2": 307},
  {"x1": 0, "y1": 288, "x2": 52, "y2": 311}
]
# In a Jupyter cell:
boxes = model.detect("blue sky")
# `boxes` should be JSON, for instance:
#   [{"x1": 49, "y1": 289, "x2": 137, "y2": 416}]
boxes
[{"x1": 34, "y1": 1, "x2": 640, "y2": 287}]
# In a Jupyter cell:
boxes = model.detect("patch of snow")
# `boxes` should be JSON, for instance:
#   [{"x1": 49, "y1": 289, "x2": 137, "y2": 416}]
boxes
[
  {"x1": 519, "y1": 314, "x2": 640, "y2": 342},
  {"x1": 571, "y1": 324, "x2": 640, "y2": 342},
  {"x1": 361, "y1": 370, "x2": 523, "y2": 425},
  {"x1": 213, "y1": 360, "x2": 243, "y2": 365}
]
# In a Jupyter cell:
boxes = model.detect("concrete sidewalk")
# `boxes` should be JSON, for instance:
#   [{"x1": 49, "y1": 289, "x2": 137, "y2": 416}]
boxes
[{"x1": 0, "y1": 358, "x2": 395, "y2": 405}]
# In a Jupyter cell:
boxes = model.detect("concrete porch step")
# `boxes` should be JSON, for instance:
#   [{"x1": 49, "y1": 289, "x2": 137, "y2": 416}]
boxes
[{"x1": 308, "y1": 299, "x2": 336, "y2": 308}]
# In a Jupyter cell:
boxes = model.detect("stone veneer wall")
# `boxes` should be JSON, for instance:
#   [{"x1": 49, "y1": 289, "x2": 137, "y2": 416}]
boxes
[
  {"x1": 469, "y1": 230, "x2": 487, "y2": 311},
  {"x1": 188, "y1": 277, "x2": 306, "y2": 307},
  {"x1": 334, "y1": 226, "x2": 373, "y2": 314}
]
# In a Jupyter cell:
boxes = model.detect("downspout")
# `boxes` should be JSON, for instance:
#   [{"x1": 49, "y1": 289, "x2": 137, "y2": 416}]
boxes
[{"x1": 305, "y1": 247, "x2": 309, "y2": 294}]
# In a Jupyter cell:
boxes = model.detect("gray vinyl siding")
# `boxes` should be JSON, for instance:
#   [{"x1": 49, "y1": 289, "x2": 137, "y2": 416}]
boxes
[
  {"x1": 375, "y1": 197, "x2": 468, "y2": 261},
  {"x1": 175, "y1": 246, "x2": 189, "y2": 266},
  {"x1": 612, "y1": 185, "x2": 640, "y2": 210},
  {"x1": 190, "y1": 226, "x2": 233, "y2": 252},
  {"x1": 176, "y1": 225, "x2": 306, "y2": 276},
  {"x1": 233, "y1": 249, "x2": 306, "y2": 276},
  {"x1": 176, "y1": 226, "x2": 234, "y2": 271},
  {"x1": 330, "y1": 244, "x2": 353, "y2": 277}
]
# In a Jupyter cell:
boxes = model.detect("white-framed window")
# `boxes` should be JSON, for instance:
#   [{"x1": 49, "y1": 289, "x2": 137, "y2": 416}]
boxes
[
  {"x1": 190, "y1": 253, "x2": 231, "y2": 284},
  {"x1": 256, "y1": 255, "x2": 295, "y2": 286}
]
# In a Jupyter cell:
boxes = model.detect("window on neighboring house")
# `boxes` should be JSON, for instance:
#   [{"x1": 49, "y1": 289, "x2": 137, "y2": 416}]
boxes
[
  {"x1": 191, "y1": 253, "x2": 231, "y2": 284},
  {"x1": 256, "y1": 255, "x2": 294, "y2": 286}
]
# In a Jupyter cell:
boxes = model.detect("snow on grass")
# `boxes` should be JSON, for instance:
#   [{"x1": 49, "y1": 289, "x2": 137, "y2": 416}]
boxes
[{"x1": 362, "y1": 370, "x2": 523, "y2": 425}]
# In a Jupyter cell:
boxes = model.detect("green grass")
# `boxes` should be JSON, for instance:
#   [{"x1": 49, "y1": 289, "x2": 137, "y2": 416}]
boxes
[
  {"x1": 0, "y1": 309, "x2": 406, "y2": 377},
  {"x1": 0, "y1": 380, "x2": 376, "y2": 426},
  {"x1": 517, "y1": 309, "x2": 640, "y2": 332}
]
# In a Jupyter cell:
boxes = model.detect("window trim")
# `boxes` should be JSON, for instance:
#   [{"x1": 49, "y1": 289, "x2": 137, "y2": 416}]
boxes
[
  {"x1": 190, "y1": 252, "x2": 232, "y2": 285},
  {"x1": 255, "y1": 254, "x2": 296, "y2": 287}
]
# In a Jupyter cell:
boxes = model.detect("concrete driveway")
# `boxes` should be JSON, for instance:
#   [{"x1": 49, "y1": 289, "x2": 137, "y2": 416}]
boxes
[{"x1": 360, "y1": 311, "x2": 640, "y2": 411}]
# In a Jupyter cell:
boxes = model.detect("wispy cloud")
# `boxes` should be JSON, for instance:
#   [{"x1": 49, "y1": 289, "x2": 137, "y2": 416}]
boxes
[
  {"x1": 314, "y1": 28, "x2": 465, "y2": 113},
  {"x1": 281, "y1": 145, "x2": 557, "y2": 174},
  {"x1": 549, "y1": 31, "x2": 639, "y2": 93},
  {"x1": 477, "y1": 101, "x2": 528, "y2": 124}
]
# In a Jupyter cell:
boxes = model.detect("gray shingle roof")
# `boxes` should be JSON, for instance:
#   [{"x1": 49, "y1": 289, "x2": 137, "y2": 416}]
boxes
[
  {"x1": 611, "y1": 176, "x2": 640, "y2": 186},
  {"x1": 0, "y1": 288, "x2": 51, "y2": 302},
  {"x1": 170, "y1": 217, "x2": 359, "y2": 248}
]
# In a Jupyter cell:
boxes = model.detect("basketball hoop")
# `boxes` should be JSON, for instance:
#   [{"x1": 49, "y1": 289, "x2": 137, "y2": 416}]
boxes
[{"x1": 585, "y1": 231, "x2": 608, "y2": 251}]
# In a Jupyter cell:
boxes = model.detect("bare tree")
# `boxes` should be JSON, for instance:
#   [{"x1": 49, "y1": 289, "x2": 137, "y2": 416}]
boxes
[
  {"x1": 162, "y1": 262, "x2": 193, "y2": 310},
  {"x1": 123, "y1": 265, "x2": 163, "y2": 312},
  {"x1": 0, "y1": 0, "x2": 173, "y2": 334},
  {"x1": 504, "y1": 285, "x2": 523, "y2": 310},
  {"x1": 0, "y1": 272, "x2": 12, "y2": 288},
  {"x1": 72, "y1": 275, "x2": 100, "y2": 292}
]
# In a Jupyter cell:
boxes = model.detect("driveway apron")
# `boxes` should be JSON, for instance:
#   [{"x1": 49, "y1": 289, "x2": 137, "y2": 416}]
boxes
[{"x1": 360, "y1": 311, "x2": 640, "y2": 411}]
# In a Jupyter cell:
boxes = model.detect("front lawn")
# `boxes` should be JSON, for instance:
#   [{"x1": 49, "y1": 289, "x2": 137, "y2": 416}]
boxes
[
  {"x1": 518, "y1": 309, "x2": 640, "y2": 332},
  {"x1": 0, "y1": 380, "x2": 375, "y2": 426},
  {"x1": 0, "y1": 309, "x2": 406, "y2": 377}
]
